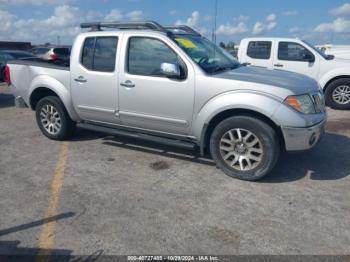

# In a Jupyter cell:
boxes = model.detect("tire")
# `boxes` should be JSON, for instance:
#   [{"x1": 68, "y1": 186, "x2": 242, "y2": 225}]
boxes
[
  {"x1": 35, "y1": 96, "x2": 76, "y2": 140},
  {"x1": 325, "y1": 78, "x2": 350, "y2": 110},
  {"x1": 210, "y1": 116, "x2": 280, "y2": 181}
]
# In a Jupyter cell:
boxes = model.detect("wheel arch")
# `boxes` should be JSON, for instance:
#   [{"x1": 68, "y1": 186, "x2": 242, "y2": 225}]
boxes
[
  {"x1": 323, "y1": 75, "x2": 350, "y2": 91},
  {"x1": 29, "y1": 87, "x2": 59, "y2": 110},
  {"x1": 28, "y1": 75, "x2": 79, "y2": 121},
  {"x1": 199, "y1": 108, "x2": 285, "y2": 156}
]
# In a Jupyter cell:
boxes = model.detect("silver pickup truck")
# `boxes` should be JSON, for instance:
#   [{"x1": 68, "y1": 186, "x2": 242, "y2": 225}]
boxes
[{"x1": 7, "y1": 21, "x2": 326, "y2": 181}]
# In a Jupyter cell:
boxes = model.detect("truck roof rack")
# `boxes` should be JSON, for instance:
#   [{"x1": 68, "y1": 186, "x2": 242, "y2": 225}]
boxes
[
  {"x1": 80, "y1": 21, "x2": 201, "y2": 36},
  {"x1": 163, "y1": 25, "x2": 201, "y2": 36}
]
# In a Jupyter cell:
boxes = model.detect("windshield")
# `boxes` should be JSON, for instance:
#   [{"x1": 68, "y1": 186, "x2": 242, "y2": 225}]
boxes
[
  {"x1": 172, "y1": 35, "x2": 240, "y2": 74},
  {"x1": 302, "y1": 40, "x2": 329, "y2": 59}
]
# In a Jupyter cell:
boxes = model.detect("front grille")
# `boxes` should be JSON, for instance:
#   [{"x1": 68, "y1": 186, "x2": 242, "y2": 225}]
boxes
[{"x1": 312, "y1": 92, "x2": 325, "y2": 113}]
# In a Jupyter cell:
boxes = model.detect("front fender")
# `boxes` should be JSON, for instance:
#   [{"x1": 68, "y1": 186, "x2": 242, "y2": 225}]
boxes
[
  {"x1": 319, "y1": 68, "x2": 350, "y2": 89},
  {"x1": 28, "y1": 75, "x2": 80, "y2": 121},
  {"x1": 191, "y1": 91, "x2": 283, "y2": 140}
]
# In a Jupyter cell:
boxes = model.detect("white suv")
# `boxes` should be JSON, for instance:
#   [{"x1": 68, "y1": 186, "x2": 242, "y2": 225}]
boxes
[{"x1": 238, "y1": 38, "x2": 350, "y2": 109}]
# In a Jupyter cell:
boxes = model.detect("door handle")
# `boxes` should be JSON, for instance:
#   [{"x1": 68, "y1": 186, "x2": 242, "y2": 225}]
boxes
[
  {"x1": 74, "y1": 76, "x2": 87, "y2": 83},
  {"x1": 274, "y1": 64, "x2": 284, "y2": 68},
  {"x1": 120, "y1": 80, "x2": 135, "y2": 88}
]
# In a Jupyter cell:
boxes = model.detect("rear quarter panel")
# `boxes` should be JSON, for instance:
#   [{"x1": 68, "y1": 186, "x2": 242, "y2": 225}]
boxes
[{"x1": 9, "y1": 63, "x2": 79, "y2": 121}]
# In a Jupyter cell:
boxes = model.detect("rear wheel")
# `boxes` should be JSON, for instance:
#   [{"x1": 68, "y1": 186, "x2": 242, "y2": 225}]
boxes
[
  {"x1": 35, "y1": 96, "x2": 76, "y2": 140},
  {"x1": 325, "y1": 78, "x2": 350, "y2": 110},
  {"x1": 210, "y1": 116, "x2": 280, "y2": 181}
]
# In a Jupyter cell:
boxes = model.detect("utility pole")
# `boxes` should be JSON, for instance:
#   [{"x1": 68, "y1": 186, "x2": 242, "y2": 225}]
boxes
[{"x1": 212, "y1": 0, "x2": 218, "y2": 44}]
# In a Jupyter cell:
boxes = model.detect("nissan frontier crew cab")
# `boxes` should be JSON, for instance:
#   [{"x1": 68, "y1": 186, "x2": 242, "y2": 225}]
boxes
[
  {"x1": 238, "y1": 37, "x2": 350, "y2": 110},
  {"x1": 7, "y1": 21, "x2": 326, "y2": 181}
]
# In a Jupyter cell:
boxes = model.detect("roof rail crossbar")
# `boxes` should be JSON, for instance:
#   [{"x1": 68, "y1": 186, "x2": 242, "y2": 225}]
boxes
[
  {"x1": 163, "y1": 25, "x2": 201, "y2": 36},
  {"x1": 80, "y1": 21, "x2": 168, "y2": 33}
]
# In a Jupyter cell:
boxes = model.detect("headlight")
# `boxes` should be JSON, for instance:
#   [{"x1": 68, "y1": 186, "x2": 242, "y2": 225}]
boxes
[{"x1": 284, "y1": 94, "x2": 316, "y2": 114}]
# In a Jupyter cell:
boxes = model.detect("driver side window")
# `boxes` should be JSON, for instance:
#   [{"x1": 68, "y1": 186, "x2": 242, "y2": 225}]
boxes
[
  {"x1": 278, "y1": 42, "x2": 314, "y2": 62},
  {"x1": 127, "y1": 37, "x2": 186, "y2": 78}
]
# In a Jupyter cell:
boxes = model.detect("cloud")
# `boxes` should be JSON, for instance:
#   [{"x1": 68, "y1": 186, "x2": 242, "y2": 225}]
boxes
[
  {"x1": 176, "y1": 11, "x2": 200, "y2": 28},
  {"x1": 104, "y1": 9, "x2": 123, "y2": 21},
  {"x1": 203, "y1": 15, "x2": 212, "y2": 22},
  {"x1": 216, "y1": 22, "x2": 248, "y2": 36},
  {"x1": 0, "y1": 5, "x2": 145, "y2": 44},
  {"x1": 0, "y1": 0, "x2": 73, "y2": 5},
  {"x1": 126, "y1": 10, "x2": 143, "y2": 21},
  {"x1": 314, "y1": 18, "x2": 350, "y2": 33},
  {"x1": 175, "y1": 11, "x2": 208, "y2": 35},
  {"x1": 252, "y1": 13, "x2": 277, "y2": 35},
  {"x1": 283, "y1": 10, "x2": 299, "y2": 16},
  {"x1": 252, "y1": 22, "x2": 264, "y2": 35},
  {"x1": 169, "y1": 10, "x2": 177, "y2": 16},
  {"x1": 237, "y1": 15, "x2": 249, "y2": 22},
  {"x1": 330, "y1": 3, "x2": 350, "y2": 16},
  {"x1": 289, "y1": 26, "x2": 300, "y2": 33},
  {"x1": 266, "y1": 13, "x2": 277, "y2": 22}
]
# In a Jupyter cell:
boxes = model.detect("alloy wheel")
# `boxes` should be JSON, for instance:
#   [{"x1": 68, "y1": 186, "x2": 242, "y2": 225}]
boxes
[
  {"x1": 40, "y1": 104, "x2": 62, "y2": 135},
  {"x1": 219, "y1": 128, "x2": 263, "y2": 171},
  {"x1": 332, "y1": 85, "x2": 350, "y2": 105}
]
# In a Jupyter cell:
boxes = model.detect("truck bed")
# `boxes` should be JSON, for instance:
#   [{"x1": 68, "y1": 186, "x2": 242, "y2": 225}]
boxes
[
  {"x1": 9, "y1": 59, "x2": 69, "y2": 71},
  {"x1": 8, "y1": 59, "x2": 71, "y2": 107}
]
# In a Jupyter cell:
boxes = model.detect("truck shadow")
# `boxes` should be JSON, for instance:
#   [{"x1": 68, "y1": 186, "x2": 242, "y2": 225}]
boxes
[
  {"x1": 99, "y1": 131, "x2": 350, "y2": 182},
  {"x1": 0, "y1": 212, "x2": 103, "y2": 261},
  {"x1": 102, "y1": 135, "x2": 215, "y2": 167},
  {"x1": 0, "y1": 93, "x2": 14, "y2": 108},
  {"x1": 263, "y1": 132, "x2": 350, "y2": 183}
]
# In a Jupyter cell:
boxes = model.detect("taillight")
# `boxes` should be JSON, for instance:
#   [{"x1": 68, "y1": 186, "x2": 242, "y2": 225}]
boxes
[
  {"x1": 50, "y1": 54, "x2": 58, "y2": 60},
  {"x1": 5, "y1": 65, "x2": 11, "y2": 85}
]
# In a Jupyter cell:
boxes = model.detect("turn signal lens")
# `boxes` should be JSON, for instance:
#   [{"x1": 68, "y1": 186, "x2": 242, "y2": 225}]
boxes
[
  {"x1": 284, "y1": 95, "x2": 316, "y2": 114},
  {"x1": 285, "y1": 96, "x2": 302, "y2": 112}
]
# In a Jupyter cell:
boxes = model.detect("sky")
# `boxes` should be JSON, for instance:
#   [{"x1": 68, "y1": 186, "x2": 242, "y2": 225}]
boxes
[{"x1": 1, "y1": 0, "x2": 350, "y2": 45}]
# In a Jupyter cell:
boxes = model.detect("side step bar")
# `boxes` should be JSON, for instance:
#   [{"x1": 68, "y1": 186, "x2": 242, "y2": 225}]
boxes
[{"x1": 77, "y1": 123, "x2": 197, "y2": 150}]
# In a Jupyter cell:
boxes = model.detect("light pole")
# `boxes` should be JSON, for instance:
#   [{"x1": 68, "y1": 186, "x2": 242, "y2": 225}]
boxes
[{"x1": 212, "y1": 0, "x2": 218, "y2": 44}]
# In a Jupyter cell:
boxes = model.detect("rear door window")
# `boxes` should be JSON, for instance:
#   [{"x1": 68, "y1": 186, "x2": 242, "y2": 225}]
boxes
[
  {"x1": 0, "y1": 53, "x2": 5, "y2": 64},
  {"x1": 247, "y1": 41, "x2": 272, "y2": 59},
  {"x1": 81, "y1": 37, "x2": 118, "y2": 72},
  {"x1": 54, "y1": 48, "x2": 70, "y2": 56},
  {"x1": 34, "y1": 48, "x2": 50, "y2": 55}
]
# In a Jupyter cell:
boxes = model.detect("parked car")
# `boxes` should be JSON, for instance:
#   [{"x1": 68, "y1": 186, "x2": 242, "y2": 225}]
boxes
[
  {"x1": 0, "y1": 50, "x2": 38, "y2": 82},
  {"x1": 238, "y1": 38, "x2": 350, "y2": 110},
  {"x1": 6, "y1": 21, "x2": 326, "y2": 181},
  {"x1": 31, "y1": 46, "x2": 70, "y2": 65}
]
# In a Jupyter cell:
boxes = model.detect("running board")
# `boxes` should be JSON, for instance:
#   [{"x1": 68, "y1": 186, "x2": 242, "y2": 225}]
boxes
[{"x1": 77, "y1": 123, "x2": 196, "y2": 150}]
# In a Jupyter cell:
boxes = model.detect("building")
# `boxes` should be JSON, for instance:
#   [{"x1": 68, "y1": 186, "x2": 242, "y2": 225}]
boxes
[{"x1": 0, "y1": 41, "x2": 32, "y2": 51}]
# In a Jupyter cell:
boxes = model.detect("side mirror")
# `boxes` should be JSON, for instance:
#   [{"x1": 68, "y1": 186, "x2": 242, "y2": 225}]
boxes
[
  {"x1": 326, "y1": 54, "x2": 335, "y2": 60},
  {"x1": 303, "y1": 52, "x2": 315, "y2": 63},
  {"x1": 160, "y1": 63, "x2": 181, "y2": 78}
]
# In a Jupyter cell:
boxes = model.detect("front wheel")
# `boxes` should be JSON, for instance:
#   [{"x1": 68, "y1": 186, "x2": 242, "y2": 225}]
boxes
[
  {"x1": 210, "y1": 116, "x2": 280, "y2": 181},
  {"x1": 35, "y1": 96, "x2": 76, "y2": 140},
  {"x1": 325, "y1": 78, "x2": 350, "y2": 110}
]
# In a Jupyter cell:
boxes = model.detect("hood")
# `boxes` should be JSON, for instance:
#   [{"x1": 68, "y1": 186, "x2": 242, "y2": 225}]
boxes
[
  {"x1": 214, "y1": 66, "x2": 319, "y2": 94},
  {"x1": 328, "y1": 57, "x2": 350, "y2": 66}
]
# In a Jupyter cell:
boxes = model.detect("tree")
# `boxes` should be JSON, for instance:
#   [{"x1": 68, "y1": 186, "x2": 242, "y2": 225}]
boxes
[
  {"x1": 226, "y1": 41, "x2": 235, "y2": 50},
  {"x1": 219, "y1": 42, "x2": 226, "y2": 49}
]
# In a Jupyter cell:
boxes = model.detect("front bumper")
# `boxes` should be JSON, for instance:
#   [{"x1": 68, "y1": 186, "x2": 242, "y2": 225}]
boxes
[{"x1": 282, "y1": 119, "x2": 326, "y2": 151}]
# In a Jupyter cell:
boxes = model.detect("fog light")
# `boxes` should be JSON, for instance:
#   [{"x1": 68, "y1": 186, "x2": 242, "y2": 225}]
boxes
[{"x1": 309, "y1": 133, "x2": 316, "y2": 146}]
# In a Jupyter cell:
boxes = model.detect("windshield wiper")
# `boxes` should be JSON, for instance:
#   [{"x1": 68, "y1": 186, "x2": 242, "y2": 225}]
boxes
[{"x1": 209, "y1": 64, "x2": 239, "y2": 74}]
